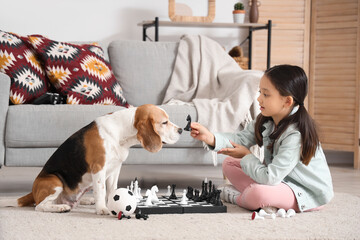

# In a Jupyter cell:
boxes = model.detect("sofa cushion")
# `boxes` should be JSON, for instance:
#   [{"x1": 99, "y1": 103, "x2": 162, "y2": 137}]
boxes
[
  {"x1": 0, "y1": 30, "x2": 49, "y2": 104},
  {"x1": 5, "y1": 104, "x2": 125, "y2": 148},
  {"x1": 5, "y1": 104, "x2": 201, "y2": 148},
  {"x1": 108, "y1": 41, "x2": 178, "y2": 106},
  {"x1": 26, "y1": 35, "x2": 129, "y2": 106}
]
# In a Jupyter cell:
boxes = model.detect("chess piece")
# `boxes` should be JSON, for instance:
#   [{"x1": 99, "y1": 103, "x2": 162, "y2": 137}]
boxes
[
  {"x1": 133, "y1": 180, "x2": 139, "y2": 198},
  {"x1": 276, "y1": 208, "x2": 286, "y2": 218},
  {"x1": 137, "y1": 187, "x2": 143, "y2": 199},
  {"x1": 208, "y1": 180, "x2": 212, "y2": 195},
  {"x1": 286, "y1": 209, "x2": 296, "y2": 218},
  {"x1": 180, "y1": 189, "x2": 188, "y2": 205},
  {"x1": 130, "y1": 181, "x2": 134, "y2": 193},
  {"x1": 184, "y1": 115, "x2": 192, "y2": 131},
  {"x1": 206, "y1": 181, "x2": 213, "y2": 203},
  {"x1": 259, "y1": 209, "x2": 276, "y2": 219},
  {"x1": 166, "y1": 185, "x2": 171, "y2": 196},
  {"x1": 169, "y1": 184, "x2": 178, "y2": 199},
  {"x1": 135, "y1": 210, "x2": 149, "y2": 220},
  {"x1": 210, "y1": 185, "x2": 217, "y2": 204},
  {"x1": 151, "y1": 185, "x2": 160, "y2": 203},
  {"x1": 186, "y1": 186, "x2": 194, "y2": 200},
  {"x1": 193, "y1": 189, "x2": 201, "y2": 202},
  {"x1": 145, "y1": 193, "x2": 153, "y2": 206},
  {"x1": 200, "y1": 180, "x2": 208, "y2": 201},
  {"x1": 214, "y1": 190, "x2": 223, "y2": 206}
]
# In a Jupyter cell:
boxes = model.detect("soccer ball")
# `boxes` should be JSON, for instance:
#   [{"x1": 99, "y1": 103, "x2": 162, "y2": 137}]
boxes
[{"x1": 107, "y1": 188, "x2": 137, "y2": 217}]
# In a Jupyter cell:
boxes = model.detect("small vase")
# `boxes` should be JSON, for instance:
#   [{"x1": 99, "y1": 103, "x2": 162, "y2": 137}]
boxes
[{"x1": 249, "y1": 0, "x2": 260, "y2": 23}]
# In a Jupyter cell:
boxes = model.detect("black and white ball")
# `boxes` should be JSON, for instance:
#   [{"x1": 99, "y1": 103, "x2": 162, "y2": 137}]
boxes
[{"x1": 107, "y1": 188, "x2": 137, "y2": 217}]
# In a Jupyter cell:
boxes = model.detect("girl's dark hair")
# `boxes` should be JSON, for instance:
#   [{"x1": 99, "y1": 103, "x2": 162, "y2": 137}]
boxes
[{"x1": 255, "y1": 64, "x2": 319, "y2": 165}]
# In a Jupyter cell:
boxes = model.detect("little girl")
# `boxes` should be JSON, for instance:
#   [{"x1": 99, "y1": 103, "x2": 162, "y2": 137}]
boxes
[{"x1": 190, "y1": 64, "x2": 333, "y2": 212}]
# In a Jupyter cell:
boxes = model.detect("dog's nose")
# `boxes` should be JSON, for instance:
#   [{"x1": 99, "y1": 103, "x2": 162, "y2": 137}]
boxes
[{"x1": 178, "y1": 128, "x2": 183, "y2": 134}]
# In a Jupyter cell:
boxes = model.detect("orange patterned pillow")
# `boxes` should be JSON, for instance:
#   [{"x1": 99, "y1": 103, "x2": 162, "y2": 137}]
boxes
[
  {"x1": 26, "y1": 35, "x2": 129, "y2": 106},
  {"x1": 0, "y1": 30, "x2": 49, "y2": 104}
]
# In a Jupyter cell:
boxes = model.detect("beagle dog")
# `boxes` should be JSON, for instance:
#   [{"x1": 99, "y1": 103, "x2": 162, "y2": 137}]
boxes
[{"x1": 17, "y1": 104, "x2": 182, "y2": 214}]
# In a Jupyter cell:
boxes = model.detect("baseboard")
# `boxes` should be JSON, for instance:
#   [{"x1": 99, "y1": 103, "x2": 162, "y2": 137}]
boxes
[{"x1": 325, "y1": 150, "x2": 353, "y2": 166}]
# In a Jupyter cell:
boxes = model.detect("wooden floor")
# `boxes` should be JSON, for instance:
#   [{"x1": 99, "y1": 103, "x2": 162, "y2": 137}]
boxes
[{"x1": 0, "y1": 164, "x2": 359, "y2": 197}]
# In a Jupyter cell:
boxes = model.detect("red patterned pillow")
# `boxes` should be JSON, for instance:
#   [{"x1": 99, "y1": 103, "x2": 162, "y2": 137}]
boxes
[
  {"x1": 26, "y1": 35, "x2": 129, "y2": 106},
  {"x1": 0, "y1": 30, "x2": 49, "y2": 104}
]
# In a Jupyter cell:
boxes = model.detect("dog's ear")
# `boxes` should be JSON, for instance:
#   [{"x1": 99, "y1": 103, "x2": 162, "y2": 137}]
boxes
[{"x1": 134, "y1": 106, "x2": 162, "y2": 153}]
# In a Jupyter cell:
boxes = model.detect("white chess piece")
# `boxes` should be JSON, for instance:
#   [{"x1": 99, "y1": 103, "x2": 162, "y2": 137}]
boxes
[
  {"x1": 151, "y1": 185, "x2": 160, "y2": 203},
  {"x1": 166, "y1": 185, "x2": 171, "y2": 196},
  {"x1": 286, "y1": 209, "x2": 296, "y2": 218},
  {"x1": 276, "y1": 208, "x2": 286, "y2": 218},
  {"x1": 180, "y1": 189, "x2": 188, "y2": 205},
  {"x1": 145, "y1": 192, "x2": 153, "y2": 206},
  {"x1": 259, "y1": 209, "x2": 276, "y2": 219},
  {"x1": 137, "y1": 187, "x2": 143, "y2": 199},
  {"x1": 133, "y1": 180, "x2": 139, "y2": 198},
  {"x1": 130, "y1": 181, "x2": 134, "y2": 193}
]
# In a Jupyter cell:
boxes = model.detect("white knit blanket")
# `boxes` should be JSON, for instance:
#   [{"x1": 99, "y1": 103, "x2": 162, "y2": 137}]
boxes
[{"x1": 163, "y1": 35, "x2": 262, "y2": 133}]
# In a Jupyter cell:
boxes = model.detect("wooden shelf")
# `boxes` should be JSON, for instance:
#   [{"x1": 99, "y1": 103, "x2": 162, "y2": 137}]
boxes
[{"x1": 137, "y1": 20, "x2": 268, "y2": 29}]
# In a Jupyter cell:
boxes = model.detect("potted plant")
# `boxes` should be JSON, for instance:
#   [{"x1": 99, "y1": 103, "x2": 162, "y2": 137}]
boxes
[{"x1": 233, "y1": 2, "x2": 245, "y2": 23}]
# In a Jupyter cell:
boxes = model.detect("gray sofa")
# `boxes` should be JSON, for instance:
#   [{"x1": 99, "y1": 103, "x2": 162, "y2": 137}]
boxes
[{"x1": 0, "y1": 40, "x2": 226, "y2": 168}]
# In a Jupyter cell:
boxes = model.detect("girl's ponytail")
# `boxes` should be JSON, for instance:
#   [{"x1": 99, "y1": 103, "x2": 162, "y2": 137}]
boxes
[{"x1": 296, "y1": 105, "x2": 319, "y2": 165}]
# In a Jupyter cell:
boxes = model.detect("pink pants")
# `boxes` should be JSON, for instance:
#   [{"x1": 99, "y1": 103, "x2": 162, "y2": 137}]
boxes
[{"x1": 222, "y1": 157, "x2": 301, "y2": 212}]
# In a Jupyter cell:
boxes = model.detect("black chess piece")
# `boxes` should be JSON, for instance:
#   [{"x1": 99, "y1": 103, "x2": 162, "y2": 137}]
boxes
[
  {"x1": 200, "y1": 180, "x2": 208, "y2": 201},
  {"x1": 210, "y1": 185, "x2": 217, "y2": 204},
  {"x1": 186, "y1": 186, "x2": 194, "y2": 200},
  {"x1": 184, "y1": 115, "x2": 192, "y2": 131},
  {"x1": 193, "y1": 189, "x2": 201, "y2": 202},
  {"x1": 135, "y1": 210, "x2": 149, "y2": 220},
  {"x1": 206, "y1": 183, "x2": 214, "y2": 203},
  {"x1": 214, "y1": 190, "x2": 223, "y2": 206},
  {"x1": 169, "y1": 184, "x2": 178, "y2": 199}
]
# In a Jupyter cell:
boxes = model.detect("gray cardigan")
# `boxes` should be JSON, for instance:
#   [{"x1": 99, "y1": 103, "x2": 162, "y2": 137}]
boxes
[{"x1": 213, "y1": 112, "x2": 334, "y2": 212}]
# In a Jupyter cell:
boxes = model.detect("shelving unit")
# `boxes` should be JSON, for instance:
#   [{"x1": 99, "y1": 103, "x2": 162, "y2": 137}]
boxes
[{"x1": 138, "y1": 17, "x2": 273, "y2": 69}]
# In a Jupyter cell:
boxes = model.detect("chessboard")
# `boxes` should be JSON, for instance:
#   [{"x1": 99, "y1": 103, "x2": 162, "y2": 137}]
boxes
[{"x1": 136, "y1": 196, "x2": 227, "y2": 215}]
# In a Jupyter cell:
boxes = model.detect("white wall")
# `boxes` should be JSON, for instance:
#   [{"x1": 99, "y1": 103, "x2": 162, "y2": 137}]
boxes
[{"x1": 1, "y1": 0, "x2": 249, "y2": 51}]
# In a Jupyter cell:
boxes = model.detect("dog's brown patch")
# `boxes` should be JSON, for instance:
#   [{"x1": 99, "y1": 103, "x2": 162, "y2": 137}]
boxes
[
  {"x1": 32, "y1": 173, "x2": 63, "y2": 205},
  {"x1": 83, "y1": 123, "x2": 106, "y2": 174}
]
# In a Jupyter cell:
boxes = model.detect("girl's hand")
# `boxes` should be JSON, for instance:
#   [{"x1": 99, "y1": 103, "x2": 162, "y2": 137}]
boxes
[
  {"x1": 218, "y1": 141, "x2": 251, "y2": 158},
  {"x1": 190, "y1": 122, "x2": 215, "y2": 147}
]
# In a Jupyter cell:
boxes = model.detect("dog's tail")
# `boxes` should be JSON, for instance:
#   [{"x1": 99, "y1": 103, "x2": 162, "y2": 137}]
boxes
[
  {"x1": 17, "y1": 192, "x2": 35, "y2": 207},
  {"x1": 0, "y1": 192, "x2": 34, "y2": 207},
  {"x1": 0, "y1": 197, "x2": 21, "y2": 207}
]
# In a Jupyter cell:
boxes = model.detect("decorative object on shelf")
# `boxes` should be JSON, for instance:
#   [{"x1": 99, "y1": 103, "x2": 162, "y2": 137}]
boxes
[
  {"x1": 168, "y1": 0, "x2": 215, "y2": 23},
  {"x1": 249, "y1": 0, "x2": 261, "y2": 23},
  {"x1": 228, "y1": 46, "x2": 248, "y2": 69},
  {"x1": 233, "y1": 2, "x2": 245, "y2": 23}
]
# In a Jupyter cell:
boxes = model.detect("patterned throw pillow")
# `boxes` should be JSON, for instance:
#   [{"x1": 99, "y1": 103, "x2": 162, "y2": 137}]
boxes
[
  {"x1": 26, "y1": 35, "x2": 129, "y2": 106},
  {"x1": 0, "y1": 30, "x2": 49, "y2": 104}
]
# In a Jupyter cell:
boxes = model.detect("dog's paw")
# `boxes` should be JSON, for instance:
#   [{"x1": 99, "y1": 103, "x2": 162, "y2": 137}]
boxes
[
  {"x1": 58, "y1": 204, "x2": 71, "y2": 213},
  {"x1": 96, "y1": 207, "x2": 111, "y2": 215},
  {"x1": 80, "y1": 197, "x2": 95, "y2": 205},
  {"x1": 35, "y1": 204, "x2": 71, "y2": 213}
]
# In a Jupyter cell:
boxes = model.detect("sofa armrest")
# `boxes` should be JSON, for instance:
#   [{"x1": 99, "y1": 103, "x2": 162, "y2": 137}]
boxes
[{"x1": 0, "y1": 72, "x2": 10, "y2": 167}]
